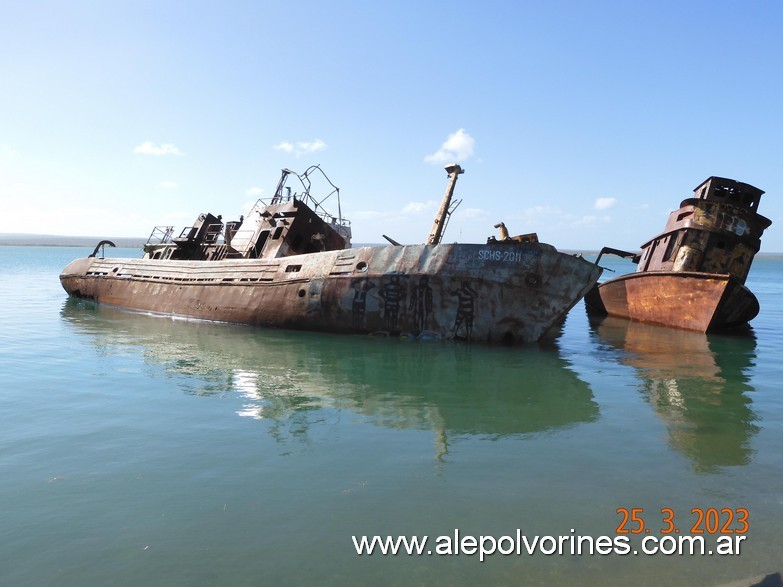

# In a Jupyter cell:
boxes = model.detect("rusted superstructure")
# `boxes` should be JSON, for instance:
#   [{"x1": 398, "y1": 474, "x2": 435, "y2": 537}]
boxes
[
  {"x1": 61, "y1": 165, "x2": 602, "y2": 345},
  {"x1": 585, "y1": 177, "x2": 771, "y2": 332}
]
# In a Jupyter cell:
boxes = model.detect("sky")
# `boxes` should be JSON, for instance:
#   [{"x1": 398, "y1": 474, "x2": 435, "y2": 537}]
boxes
[{"x1": 1, "y1": 0, "x2": 782, "y2": 251}]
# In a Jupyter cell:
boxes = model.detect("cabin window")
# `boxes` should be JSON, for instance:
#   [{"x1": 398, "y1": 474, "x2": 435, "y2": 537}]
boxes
[
  {"x1": 677, "y1": 211, "x2": 693, "y2": 222},
  {"x1": 252, "y1": 230, "x2": 270, "y2": 257},
  {"x1": 662, "y1": 235, "x2": 677, "y2": 262},
  {"x1": 285, "y1": 265, "x2": 302, "y2": 273},
  {"x1": 640, "y1": 244, "x2": 656, "y2": 271},
  {"x1": 272, "y1": 226, "x2": 285, "y2": 240}
]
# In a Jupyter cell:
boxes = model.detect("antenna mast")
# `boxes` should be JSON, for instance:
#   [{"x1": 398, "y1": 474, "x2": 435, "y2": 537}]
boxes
[{"x1": 426, "y1": 163, "x2": 464, "y2": 245}]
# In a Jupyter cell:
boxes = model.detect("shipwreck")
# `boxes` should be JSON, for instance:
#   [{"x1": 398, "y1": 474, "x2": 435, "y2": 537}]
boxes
[
  {"x1": 585, "y1": 176, "x2": 771, "y2": 332},
  {"x1": 61, "y1": 164, "x2": 602, "y2": 345}
]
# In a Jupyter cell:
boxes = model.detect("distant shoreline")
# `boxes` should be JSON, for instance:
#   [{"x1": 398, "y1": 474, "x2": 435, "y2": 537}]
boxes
[
  {"x1": 1, "y1": 234, "x2": 781, "y2": 257},
  {"x1": 0, "y1": 234, "x2": 146, "y2": 248}
]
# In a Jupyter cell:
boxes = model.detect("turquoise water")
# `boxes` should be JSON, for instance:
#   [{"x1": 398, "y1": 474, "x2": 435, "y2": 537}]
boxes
[{"x1": 1, "y1": 247, "x2": 781, "y2": 586}]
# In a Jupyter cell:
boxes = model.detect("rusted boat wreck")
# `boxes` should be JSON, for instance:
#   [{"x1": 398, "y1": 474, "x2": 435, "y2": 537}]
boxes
[
  {"x1": 60, "y1": 164, "x2": 602, "y2": 345},
  {"x1": 585, "y1": 176, "x2": 771, "y2": 332}
]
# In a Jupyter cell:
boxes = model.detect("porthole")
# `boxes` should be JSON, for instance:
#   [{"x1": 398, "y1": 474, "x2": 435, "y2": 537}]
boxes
[
  {"x1": 298, "y1": 289, "x2": 306, "y2": 298},
  {"x1": 525, "y1": 272, "x2": 541, "y2": 288},
  {"x1": 356, "y1": 261, "x2": 368, "y2": 272}
]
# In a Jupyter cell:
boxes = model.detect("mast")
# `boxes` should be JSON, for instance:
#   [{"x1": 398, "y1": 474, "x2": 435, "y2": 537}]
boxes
[
  {"x1": 427, "y1": 163, "x2": 464, "y2": 245},
  {"x1": 271, "y1": 168, "x2": 294, "y2": 204}
]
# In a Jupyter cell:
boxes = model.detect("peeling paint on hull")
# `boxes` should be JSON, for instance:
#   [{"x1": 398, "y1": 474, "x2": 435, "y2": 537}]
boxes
[{"x1": 61, "y1": 243, "x2": 602, "y2": 345}]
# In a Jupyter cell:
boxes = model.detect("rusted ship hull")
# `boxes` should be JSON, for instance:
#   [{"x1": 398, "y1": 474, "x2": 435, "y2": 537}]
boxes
[
  {"x1": 584, "y1": 271, "x2": 759, "y2": 332},
  {"x1": 61, "y1": 243, "x2": 601, "y2": 345}
]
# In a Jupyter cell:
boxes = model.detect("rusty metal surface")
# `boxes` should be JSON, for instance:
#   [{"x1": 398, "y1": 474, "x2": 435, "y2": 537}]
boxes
[
  {"x1": 584, "y1": 271, "x2": 758, "y2": 332},
  {"x1": 61, "y1": 242, "x2": 602, "y2": 345},
  {"x1": 587, "y1": 176, "x2": 770, "y2": 331},
  {"x1": 143, "y1": 166, "x2": 352, "y2": 264},
  {"x1": 426, "y1": 164, "x2": 463, "y2": 246},
  {"x1": 637, "y1": 197, "x2": 771, "y2": 283},
  {"x1": 61, "y1": 164, "x2": 605, "y2": 345}
]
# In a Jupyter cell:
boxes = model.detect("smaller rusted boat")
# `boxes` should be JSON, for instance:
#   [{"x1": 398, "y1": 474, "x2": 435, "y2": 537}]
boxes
[
  {"x1": 585, "y1": 176, "x2": 772, "y2": 332},
  {"x1": 60, "y1": 164, "x2": 603, "y2": 345}
]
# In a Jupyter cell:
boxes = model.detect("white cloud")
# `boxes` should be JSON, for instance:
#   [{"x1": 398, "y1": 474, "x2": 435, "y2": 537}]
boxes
[
  {"x1": 297, "y1": 139, "x2": 326, "y2": 153},
  {"x1": 246, "y1": 187, "x2": 265, "y2": 197},
  {"x1": 134, "y1": 141, "x2": 184, "y2": 156},
  {"x1": 273, "y1": 141, "x2": 294, "y2": 153},
  {"x1": 594, "y1": 197, "x2": 617, "y2": 210},
  {"x1": 402, "y1": 200, "x2": 437, "y2": 215},
  {"x1": 424, "y1": 128, "x2": 475, "y2": 164},
  {"x1": 160, "y1": 180, "x2": 178, "y2": 189},
  {"x1": 273, "y1": 139, "x2": 327, "y2": 157}
]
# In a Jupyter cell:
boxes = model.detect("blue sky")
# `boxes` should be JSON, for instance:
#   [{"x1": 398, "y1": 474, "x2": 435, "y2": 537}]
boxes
[{"x1": 2, "y1": 0, "x2": 781, "y2": 251}]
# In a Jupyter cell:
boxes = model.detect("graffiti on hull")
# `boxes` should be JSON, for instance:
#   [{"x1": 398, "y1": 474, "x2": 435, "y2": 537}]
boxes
[
  {"x1": 351, "y1": 276, "x2": 376, "y2": 329},
  {"x1": 378, "y1": 274, "x2": 407, "y2": 331},
  {"x1": 449, "y1": 280, "x2": 477, "y2": 340},
  {"x1": 346, "y1": 274, "x2": 478, "y2": 341},
  {"x1": 409, "y1": 275, "x2": 433, "y2": 332}
]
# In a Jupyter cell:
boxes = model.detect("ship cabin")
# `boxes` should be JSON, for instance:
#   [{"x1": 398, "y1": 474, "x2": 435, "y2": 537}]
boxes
[
  {"x1": 634, "y1": 177, "x2": 771, "y2": 284},
  {"x1": 142, "y1": 167, "x2": 352, "y2": 262},
  {"x1": 144, "y1": 199, "x2": 350, "y2": 262},
  {"x1": 226, "y1": 197, "x2": 350, "y2": 259}
]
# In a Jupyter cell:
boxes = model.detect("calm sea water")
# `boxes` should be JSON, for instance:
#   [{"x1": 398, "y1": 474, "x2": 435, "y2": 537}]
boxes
[{"x1": 1, "y1": 246, "x2": 781, "y2": 586}]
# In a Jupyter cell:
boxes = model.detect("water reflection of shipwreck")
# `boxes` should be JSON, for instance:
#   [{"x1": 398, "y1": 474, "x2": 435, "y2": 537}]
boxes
[
  {"x1": 60, "y1": 165, "x2": 602, "y2": 345},
  {"x1": 585, "y1": 177, "x2": 771, "y2": 332},
  {"x1": 61, "y1": 301, "x2": 599, "y2": 446},
  {"x1": 589, "y1": 315, "x2": 758, "y2": 472}
]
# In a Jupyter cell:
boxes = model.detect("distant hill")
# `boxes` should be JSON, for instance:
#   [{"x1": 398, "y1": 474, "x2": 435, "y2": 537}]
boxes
[{"x1": 0, "y1": 233, "x2": 146, "y2": 247}]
